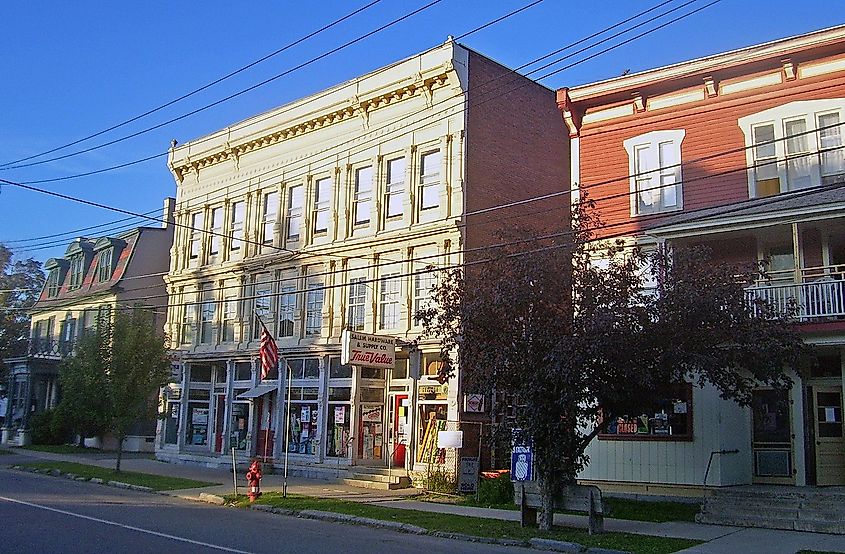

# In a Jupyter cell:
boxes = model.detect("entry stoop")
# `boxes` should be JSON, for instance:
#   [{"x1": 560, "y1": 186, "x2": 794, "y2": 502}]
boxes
[
  {"x1": 342, "y1": 467, "x2": 413, "y2": 490},
  {"x1": 696, "y1": 486, "x2": 845, "y2": 534}
]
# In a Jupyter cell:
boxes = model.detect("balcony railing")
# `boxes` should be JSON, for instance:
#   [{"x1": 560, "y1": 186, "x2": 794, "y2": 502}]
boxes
[
  {"x1": 748, "y1": 266, "x2": 845, "y2": 321},
  {"x1": 27, "y1": 338, "x2": 75, "y2": 358}
]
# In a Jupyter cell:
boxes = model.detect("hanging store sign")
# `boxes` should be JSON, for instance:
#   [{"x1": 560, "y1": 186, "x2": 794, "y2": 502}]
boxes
[{"x1": 341, "y1": 330, "x2": 395, "y2": 369}]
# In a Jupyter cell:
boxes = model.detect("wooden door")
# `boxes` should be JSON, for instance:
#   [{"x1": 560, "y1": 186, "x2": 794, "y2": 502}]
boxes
[{"x1": 814, "y1": 386, "x2": 845, "y2": 486}]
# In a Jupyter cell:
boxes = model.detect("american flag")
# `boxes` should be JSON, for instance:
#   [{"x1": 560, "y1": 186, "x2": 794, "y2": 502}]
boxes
[{"x1": 258, "y1": 321, "x2": 278, "y2": 380}]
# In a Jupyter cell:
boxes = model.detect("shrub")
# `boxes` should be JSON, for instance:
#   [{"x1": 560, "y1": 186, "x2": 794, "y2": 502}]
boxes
[
  {"x1": 29, "y1": 409, "x2": 71, "y2": 445},
  {"x1": 477, "y1": 473, "x2": 514, "y2": 506},
  {"x1": 422, "y1": 467, "x2": 457, "y2": 493}
]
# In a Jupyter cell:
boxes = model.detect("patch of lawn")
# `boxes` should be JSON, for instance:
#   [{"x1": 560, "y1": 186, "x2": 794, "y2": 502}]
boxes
[
  {"x1": 18, "y1": 461, "x2": 219, "y2": 491},
  {"x1": 231, "y1": 492, "x2": 700, "y2": 554},
  {"x1": 22, "y1": 444, "x2": 102, "y2": 455},
  {"x1": 0, "y1": 448, "x2": 12, "y2": 455},
  {"x1": 431, "y1": 494, "x2": 700, "y2": 523}
]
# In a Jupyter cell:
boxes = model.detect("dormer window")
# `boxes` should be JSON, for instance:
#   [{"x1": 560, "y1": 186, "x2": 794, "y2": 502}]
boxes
[
  {"x1": 97, "y1": 248, "x2": 113, "y2": 282},
  {"x1": 46, "y1": 270, "x2": 59, "y2": 298},
  {"x1": 68, "y1": 255, "x2": 84, "y2": 290}
]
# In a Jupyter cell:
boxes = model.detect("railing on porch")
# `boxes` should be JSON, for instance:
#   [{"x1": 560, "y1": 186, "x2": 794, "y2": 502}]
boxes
[
  {"x1": 748, "y1": 264, "x2": 845, "y2": 321},
  {"x1": 27, "y1": 338, "x2": 75, "y2": 358}
]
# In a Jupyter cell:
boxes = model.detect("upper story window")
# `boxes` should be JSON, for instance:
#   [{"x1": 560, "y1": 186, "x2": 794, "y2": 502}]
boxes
[
  {"x1": 189, "y1": 212, "x2": 203, "y2": 264},
  {"x1": 252, "y1": 274, "x2": 273, "y2": 340},
  {"x1": 180, "y1": 289, "x2": 197, "y2": 345},
  {"x1": 313, "y1": 177, "x2": 332, "y2": 235},
  {"x1": 261, "y1": 193, "x2": 277, "y2": 245},
  {"x1": 96, "y1": 248, "x2": 113, "y2": 282},
  {"x1": 199, "y1": 283, "x2": 215, "y2": 344},
  {"x1": 347, "y1": 277, "x2": 367, "y2": 331},
  {"x1": 354, "y1": 167, "x2": 373, "y2": 226},
  {"x1": 378, "y1": 274, "x2": 401, "y2": 330},
  {"x1": 419, "y1": 151, "x2": 442, "y2": 211},
  {"x1": 623, "y1": 130, "x2": 685, "y2": 216},
  {"x1": 68, "y1": 255, "x2": 85, "y2": 290},
  {"x1": 305, "y1": 283, "x2": 324, "y2": 336},
  {"x1": 740, "y1": 99, "x2": 845, "y2": 197},
  {"x1": 230, "y1": 201, "x2": 245, "y2": 252},
  {"x1": 278, "y1": 285, "x2": 296, "y2": 338},
  {"x1": 286, "y1": 186, "x2": 304, "y2": 241},
  {"x1": 413, "y1": 268, "x2": 436, "y2": 321},
  {"x1": 46, "y1": 269, "x2": 59, "y2": 298},
  {"x1": 222, "y1": 280, "x2": 238, "y2": 343},
  {"x1": 385, "y1": 157, "x2": 406, "y2": 219},
  {"x1": 209, "y1": 207, "x2": 223, "y2": 256}
]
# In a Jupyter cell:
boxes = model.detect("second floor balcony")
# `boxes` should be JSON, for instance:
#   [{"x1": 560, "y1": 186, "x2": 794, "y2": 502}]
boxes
[
  {"x1": 748, "y1": 265, "x2": 845, "y2": 322},
  {"x1": 27, "y1": 337, "x2": 76, "y2": 358}
]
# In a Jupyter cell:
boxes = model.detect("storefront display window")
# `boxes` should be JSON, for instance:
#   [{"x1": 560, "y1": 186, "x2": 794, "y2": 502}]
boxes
[
  {"x1": 234, "y1": 362, "x2": 252, "y2": 381},
  {"x1": 359, "y1": 404, "x2": 384, "y2": 460},
  {"x1": 164, "y1": 401, "x2": 179, "y2": 445},
  {"x1": 190, "y1": 365, "x2": 212, "y2": 382},
  {"x1": 186, "y1": 389, "x2": 210, "y2": 446},
  {"x1": 600, "y1": 383, "x2": 692, "y2": 440},
  {"x1": 417, "y1": 403, "x2": 447, "y2": 463},
  {"x1": 287, "y1": 402, "x2": 319, "y2": 454},
  {"x1": 393, "y1": 358, "x2": 409, "y2": 380},
  {"x1": 361, "y1": 366, "x2": 385, "y2": 380},
  {"x1": 360, "y1": 387, "x2": 384, "y2": 403},
  {"x1": 326, "y1": 403, "x2": 351, "y2": 457},
  {"x1": 230, "y1": 401, "x2": 249, "y2": 450},
  {"x1": 329, "y1": 357, "x2": 352, "y2": 379},
  {"x1": 287, "y1": 358, "x2": 320, "y2": 379}
]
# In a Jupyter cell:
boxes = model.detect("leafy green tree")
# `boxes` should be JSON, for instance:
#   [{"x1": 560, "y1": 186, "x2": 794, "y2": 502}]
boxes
[
  {"x1": 58, "y1": 308, "x2": 170, "y2": 470},
  {"x1": 416, "y1": 202, "x2": 804, "y2": 530},
  {"x1": 0, "y1": 244, "x2": 45, "y2": 373}
]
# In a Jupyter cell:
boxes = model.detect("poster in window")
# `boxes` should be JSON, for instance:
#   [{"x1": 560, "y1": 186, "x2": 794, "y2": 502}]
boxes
[
  {"x1": 301, "y1": 406, "x2": 310, "y2": 422},
  {"x1": 334, "y1": 406, "x2": 345, "y2": 424}
]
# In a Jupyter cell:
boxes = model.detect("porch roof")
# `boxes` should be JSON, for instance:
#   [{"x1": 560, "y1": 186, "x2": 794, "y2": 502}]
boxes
[
  {"x1": 237, "y1": 384, "x2": 276, "y2": 399},
  {"x1": 647, "y1": 185, "x2": 845, "y2": 239}
]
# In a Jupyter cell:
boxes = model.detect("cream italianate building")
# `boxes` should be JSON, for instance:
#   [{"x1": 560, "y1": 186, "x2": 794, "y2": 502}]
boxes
[{"x1": 158, "y1": 39, "x2": 568, "y2": 484}]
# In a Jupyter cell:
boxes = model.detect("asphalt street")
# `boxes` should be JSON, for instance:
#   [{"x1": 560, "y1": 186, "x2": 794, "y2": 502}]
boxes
[{"x1": 0, "y1": 466, "x2": 530, "y2": 554}]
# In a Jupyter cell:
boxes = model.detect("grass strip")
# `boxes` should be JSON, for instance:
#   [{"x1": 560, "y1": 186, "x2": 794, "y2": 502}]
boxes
[
  {"x1": 18, "y1": 461, "x2": 219, "y2": 491},
  {"x1": 430, "y1": 495, "x2": 700, "y2": 523},
  {"x1": 229, "y1": 492, "x2": 700, "y2": 554}
]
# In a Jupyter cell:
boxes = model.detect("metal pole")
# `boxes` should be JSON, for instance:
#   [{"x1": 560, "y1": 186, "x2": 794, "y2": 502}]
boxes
[
  {"x1": 231, "y1": 447, "x2": 238, "y2": 497},
  {"x1": 283, "y1": 358, "x2": 293, "y2": 498}
]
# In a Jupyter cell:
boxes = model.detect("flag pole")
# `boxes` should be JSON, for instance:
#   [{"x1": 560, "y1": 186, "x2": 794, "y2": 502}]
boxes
[{"x1": 283, "y1": 357, "x2": 293, "y2": 498}]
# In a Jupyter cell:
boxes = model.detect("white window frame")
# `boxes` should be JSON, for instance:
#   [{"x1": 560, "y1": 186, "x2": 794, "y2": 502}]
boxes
[
  {"x1": 418, "y1": 150, "x2": 442, "y2": 212},
  {"x1": 96, "y1": 248, "x2": 112, "y2": 283},
  {"x1": 46, "y1": 269, "x2": 59, "y2": 298},
  {"x1": 181, "y1": 289, "x2": 197, "y2": 345},
  {"x1": 230, "y1": 201, "x2": 246, "y2": 252},
  {"x1": 378, "y1": 274, "x2": 401, "y2": 330},
  {"x1": 189, "y1": 211, "x2": 204, "y2": 265},
  {"x1": 222, "y1": 283, "x2": 237, "y2": 343},
  {"x1": 305, "y1": 283, "x2": 324, "y2": 336},
  {"x1": 385, "y1": 157, "x2": 406, "y2": 219},
  {"x1": 739, "y1": 99, "x2": 845, "y2": 197},
  {"x1": 286, "y1": 186, "x2": 304, "y2": 241},
  {"x1": 347, "y1": 277, "x2": 367, "y2": 332},
  {"x1": 68, "y1": 255, "x2": 84, "y2": 290},
  {"x1": 623, "y1": 130, "x2": 685, "y2": 216},
  {"x1": 313, "y1": 177, "x2": 332, "y2": 235},
  {"x1": 209, "y1": 207, "x2": 223, "y2": 256},
  {"x1": 278, "y1": 284, "x2": 297, "y2": 338},
  {"x1": 252, "y1": 275, "x2": 273, "y2": 340},
  {"x1": 353, "y1": 166, "x2": 373, "y2": 226},
  {"x1": 260, "y1": 193, "x2": 277, "y2": 246},
  {"x1": 199, "y1": 283, "x2": 216, "y2": 344}
]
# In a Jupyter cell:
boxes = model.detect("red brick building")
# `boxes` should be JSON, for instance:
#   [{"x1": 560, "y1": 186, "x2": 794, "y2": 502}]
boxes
[{"x1": 559, "y1": 25, "x2": 845, "y2": 492}]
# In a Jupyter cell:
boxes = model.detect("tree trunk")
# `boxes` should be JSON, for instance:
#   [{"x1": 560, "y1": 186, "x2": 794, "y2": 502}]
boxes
[
  {"x1": 538, "y1": 475, "x2": 556, "y2": 531},
  {"x1": 115, "y1": 435, "x2": 124, "y2": 473}
]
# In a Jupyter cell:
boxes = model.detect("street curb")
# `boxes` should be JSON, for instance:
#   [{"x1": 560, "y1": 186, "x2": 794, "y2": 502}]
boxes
[
  {"x1": 530, "y1": 537, "x2": 585, "y2": 552},
  {"x1": 10, "y1": 465, "x2": 159, "y2": 497},
  {"x1": 199, "y1": 493, "x2": 226, "y2": 505},
  {"x1": 299, "y1": 509, "x2": 428, "y2": 535}
]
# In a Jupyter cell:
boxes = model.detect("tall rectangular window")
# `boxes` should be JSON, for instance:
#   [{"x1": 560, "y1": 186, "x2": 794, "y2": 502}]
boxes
[
  {"x1": 354, "y1": 167, "x2": 373, "y2": 225},
  {"x1": 818, "y1": 112, "x2": 845, "y2": 184},
  {"x1": 278, "y1": 285, "x2": 296, "y2": 338},
  {"x1": 752, "y1": 124, "x2": 780, "y2": 197},
  {"x1": 419, "y1": 151, "x2": 441, "y2": 211},
  {"x1": 414, "y1": 270, "x2": 436, "y2": 320},
  {"x1": 46, "y1": 270, "x2": 59, "y2": 298},
  {"x1": 784, "y1": 118, "x2": 812, "y2": 190},
  {"x1": 253, "y1": 276, "x2": 272, "y2": 340},
  {"x1": 286, "y1": 186, "x2": 304, "y2": 240},
  {"x1": 313, "y1": 177, "x2": 332, "y2": 235},
  {"x1": 305, "y1": 284, "x2": 324, "y2": 336},
  {"x1": 189, "y1": 212, "x2": 204, "y2": 262},
  {"x1": 624, "y1": 130, "x2": 684, "y2": 215},
  {"x1": 181, "y1": 290, "x2": 197, "y2": 345},
  {"x1": 97, "y1": 249, "x2": 112, "y2": 282},
  {"x1": 347, "y1": 277, "x2": 366, "y2": 331},
  {"x1": 68, "y1": 255, "x2": 84, "y2": 290},
  {"x1": 222, "y1": 283, "x2": 237, "y2": 343},
  {"x1": 200, "y1": 284, "x2": 215, "y2": 344},
  {"x1": 230, "y1": 201, "x2": 245, "y2": 252},
  {"x1": 261, "y1": 193, "x2": 278, "y2": 245},
  {"x1": 379, "y1": 274, "x2": 401, "y2": 330},
  {"x1": 385, "y1": 157, "x2": 406, "y2": 219},
  {"x1": 209, "y1": 207, "x2": 223, "y2": 255}
]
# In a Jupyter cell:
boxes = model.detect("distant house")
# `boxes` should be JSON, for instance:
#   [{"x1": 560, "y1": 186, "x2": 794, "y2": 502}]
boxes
[
  {"x1": 559, "y1": 25, "x2": 845, "y2": 490},
  {"x1": 1, "y1": 199, "x2": 175, "y2": 450}
]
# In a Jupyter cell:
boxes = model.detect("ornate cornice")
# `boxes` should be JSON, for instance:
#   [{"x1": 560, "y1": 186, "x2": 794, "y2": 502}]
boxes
[{"x1": 171, "y1": 72, "x2": 451, "y2": 181}]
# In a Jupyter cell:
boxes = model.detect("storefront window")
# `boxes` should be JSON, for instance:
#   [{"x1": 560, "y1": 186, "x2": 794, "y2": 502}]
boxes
[
  {"x1": 361, "y1": 366, "x2": 385, "y2": 380},
  {"x1": 329, "y1": 357, "x2": 352, "y2": 379},
  {"x1": 190, "y1": 365, "x2": 212, "y2": 383},
  {"x1": 230, "y1": 401, "x2": 249, "y2": 450},
  {"x1": 234, "y1": 362, "x2": 252, "y2": 382},
  {"x1": 359, "y1": 404, "x2": 384, "y2": 460},
  {"x1": 326, "y1": 403, "x2": 351, "y2": 457},
  {"x1": 328, "y1": 387, "x2": 351, "y2": 401},
  {"x1": 600, "y1": 383, "x2": 692, "y2": 440},
  {"x1": 186, "y1": 393, "x2": 210, "y2": 446},
  {"x1": 287, "y1": 358, "x2": 320, "y2": 379},
  {"x1": 360, "y1": 387, "x2": 384, "y2": 403},
  {"x1": 393, "y1": 359, "x2": 409, "y2": 380},
  {"x1": 417, "y1": 403, "x2": 447, "y2": 463},
  {"x1": 287, "y1": 402, "x2": 319, "y2": 454}
]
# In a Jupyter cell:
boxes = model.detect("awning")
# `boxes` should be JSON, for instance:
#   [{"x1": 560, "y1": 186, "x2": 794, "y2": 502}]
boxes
[{"x1": 237, "y1": 384, "x2": 276, "y2": 399}]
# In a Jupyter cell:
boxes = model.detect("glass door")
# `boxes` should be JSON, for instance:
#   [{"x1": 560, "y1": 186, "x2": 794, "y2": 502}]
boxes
[
  {"x1": 813, "y1": 386, "x2": 845, "y2": 485},
  {"x1": 751, "y1": 389, "x2": 794, "y2": 484}
]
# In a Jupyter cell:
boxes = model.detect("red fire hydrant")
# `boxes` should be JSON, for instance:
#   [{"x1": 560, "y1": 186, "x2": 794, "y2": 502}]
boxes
[{"x1": 246, "y1": 459, "x2": 263, "y2": 502}]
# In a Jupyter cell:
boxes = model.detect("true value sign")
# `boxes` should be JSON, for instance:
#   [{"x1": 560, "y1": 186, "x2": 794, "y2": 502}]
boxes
[{"x1": 341, "y1": 330, "x2": 396, "y2": 369}]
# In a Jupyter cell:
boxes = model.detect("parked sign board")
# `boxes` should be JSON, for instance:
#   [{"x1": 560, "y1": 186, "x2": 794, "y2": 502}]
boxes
[{"x1": 341, "y1": 330, "x2": 395, "y2": 369}]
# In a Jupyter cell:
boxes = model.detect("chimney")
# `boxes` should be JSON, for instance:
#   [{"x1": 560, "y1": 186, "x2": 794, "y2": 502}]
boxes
[{"x1": 162, "y1": 197, "x2": 176, "y2": 229}]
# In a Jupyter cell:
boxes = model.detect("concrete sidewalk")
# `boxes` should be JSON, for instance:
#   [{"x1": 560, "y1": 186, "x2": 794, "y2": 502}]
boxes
[{"x1": 5, "y1": 447, "x2": 845, "y2": 553}]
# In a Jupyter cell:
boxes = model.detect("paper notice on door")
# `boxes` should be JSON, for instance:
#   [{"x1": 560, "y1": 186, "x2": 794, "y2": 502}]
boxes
[{"x1": 825, "y1": 407, "x2": 837, "y2": 423}]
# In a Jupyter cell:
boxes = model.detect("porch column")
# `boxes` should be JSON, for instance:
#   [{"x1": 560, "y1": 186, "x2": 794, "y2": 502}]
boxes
[{"x1": 792, "y1": 223, "x2": 802, "y2": 283}]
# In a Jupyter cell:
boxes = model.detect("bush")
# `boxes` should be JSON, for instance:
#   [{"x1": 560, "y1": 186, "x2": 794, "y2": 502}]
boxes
[
  {"x1": 29, "y1": 409, "x2": 71, "y2": 445},
  {"x1": 477, "y1": 473, "x2": 514, "y2": 506},
  {"x1": 422, "y1": 467, "x2": 458, "y2": 493}
]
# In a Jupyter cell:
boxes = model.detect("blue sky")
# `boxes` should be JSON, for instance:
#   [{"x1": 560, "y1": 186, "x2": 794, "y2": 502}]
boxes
[{"x1": 1, "y1": 0, "x2": 841, "y2": 264}]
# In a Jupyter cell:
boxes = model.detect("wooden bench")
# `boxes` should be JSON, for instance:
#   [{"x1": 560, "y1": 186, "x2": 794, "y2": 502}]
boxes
[{"x1": 514, "y1": 481, "x2": 605, "y2": 534}]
